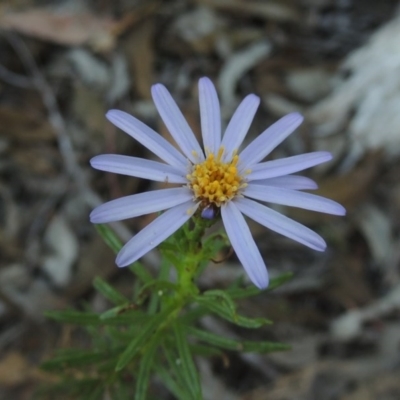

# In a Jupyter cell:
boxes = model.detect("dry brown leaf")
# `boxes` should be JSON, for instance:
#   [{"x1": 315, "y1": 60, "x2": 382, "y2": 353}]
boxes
[
  {"x1": 0, "y1": 352, "x2": 30, "y2": 386},
  {"x1": 65, "y1": 234, "x2": 116, "y2": 299},
  {"x1": 341, "y1": 370, "x2": 400, "y2": 400},
  {"x1": 198, "y1": 0, "x2": 301, "y2": 22},
  {"x1": 0, "y1": 106, "x2": 54, "y2": 143},
  {"x1": 0, "y1": 351, "x2": 52, "y2": 386},
  {"x1": 123, "y1": 19, "x2": 155, "y2": 99},
  {"x1": 328, "y1": 254, "x2": 375, "y2": 310},
  {"x1": 0, "y1": 8, "x2": 116, "y2": 49},
  {"x1": 13, "y1": 147, "x2": 60, "y2": 176},
  {"x1": 0, "y1": 3, "x2": 159, "y2": 51}
]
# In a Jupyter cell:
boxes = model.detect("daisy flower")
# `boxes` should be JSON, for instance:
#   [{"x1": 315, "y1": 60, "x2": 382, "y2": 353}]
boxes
[{"x1": 90, "y1": 77, "x2": 345, "y2": 289}]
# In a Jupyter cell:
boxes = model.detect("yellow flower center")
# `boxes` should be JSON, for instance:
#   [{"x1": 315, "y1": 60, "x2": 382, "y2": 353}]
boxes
[{"x1": 187, "y1": 147, "x2": 246, "y2": 207}]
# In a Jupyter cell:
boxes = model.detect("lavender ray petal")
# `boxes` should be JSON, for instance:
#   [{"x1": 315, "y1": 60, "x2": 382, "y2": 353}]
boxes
[
  {"x1": 221, "y1": 94, "x2": 260, "y2": 162},
  {"x1": 221, "y1": 202, "x2": 269, "y2": 289},
  {"x1": 244, "y1": 184, "x2": 346, "y2": 215},
  {"x1": 151, "y1": 84, "x2": 204, "y2": 163},
  {"x1": 90, "y1": 187, "x2": 193, "y2": 223},
  {"x1": 199, "y1": 77, "x2": 221, "y2": 155},
  {"x1": 253, "y1": 175, "x2": 318, "y2": 190},
  {"x1": 235, "y1": 197, "x2": 326, "y2": 251},
  {"x1": 239, "y1": 113, "x2": 303, "y2": 169},
  {"x1": 247, "y1": 151, "x2": 332, "y2": 181},
  {"x1": 106, "y1": 110, "x2": 187, "y2": 169},
  {"x1": 90, "y1": 155, "x2": 187, "y2": 184},
  {"x1": 116, "y1": 200, "x2": 199, "y2": 267}
]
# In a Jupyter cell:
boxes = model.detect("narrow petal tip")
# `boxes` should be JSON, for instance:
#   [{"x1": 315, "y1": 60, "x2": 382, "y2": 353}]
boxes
[
  {"x1": 150, "y1": 83, "x2": 165, "y2": 96},
  {"x1": 314, "y1": 239, "x2": 327, "y2": 252},
  {"x1": 199, "y1": 76, "x2": 213, "y2": 87},
  {"x1": 89, "y1": 155, "x2": 101, "y2": 168},
  {"x1": 254, "y1": 273, "x2": 269, "y2": 290},
  {"x1": 89, "y1": 209, "x2": 98, "y2": 223},
  {"x1": 105, "y1": 109, "x2": 130, "y2": 125},
  {"x1": 287, "y1": 111, "x2": 304, "y2": 123},
  {"x1": 335, "y1": 204, "x2": 347, "y2": 216},
  {"x1": 105, "y1": 109, "x2": 119, "y2": 120},
  {"x1": 116, "y1": 253, "x2": 130, "y2": 268}
]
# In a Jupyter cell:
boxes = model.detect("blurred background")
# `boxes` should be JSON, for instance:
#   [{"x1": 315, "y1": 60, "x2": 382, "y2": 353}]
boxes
[{"x1": 1, "y1": 0, "x2": 400, "y2": 398}]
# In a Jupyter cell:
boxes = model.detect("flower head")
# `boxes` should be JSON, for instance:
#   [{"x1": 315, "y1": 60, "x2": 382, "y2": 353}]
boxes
[{"x1": 90, "y1": 77, "x2": 345, "y2": 289}]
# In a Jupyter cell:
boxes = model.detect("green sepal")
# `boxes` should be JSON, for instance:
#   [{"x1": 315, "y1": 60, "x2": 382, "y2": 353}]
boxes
[
  {"x1": 188, "y1": 327, "x2": 290, "y2": 353},
  {"x1": 93, "y1": 276, "x2": 129, "y2": 305}
]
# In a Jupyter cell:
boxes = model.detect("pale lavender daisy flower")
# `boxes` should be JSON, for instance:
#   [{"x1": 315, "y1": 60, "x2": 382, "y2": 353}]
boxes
[{"x1": 90, "y1": 77, "x2": 345, "y2": 289}]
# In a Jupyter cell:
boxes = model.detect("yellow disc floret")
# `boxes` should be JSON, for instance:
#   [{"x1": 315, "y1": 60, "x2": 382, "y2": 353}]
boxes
[{"x1": 187, "y1": 147, "x2": 246, "y2": 207}]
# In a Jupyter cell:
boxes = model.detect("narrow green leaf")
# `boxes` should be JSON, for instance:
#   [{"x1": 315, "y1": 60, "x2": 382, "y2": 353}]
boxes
[
  {"x1": 160, "y1": 249, "x2": 182, "y2": 269},
  {"x1": 173, "y1": 323, "x2": 202, "y2": 400},
  {"x1": 45, "y1": 305, "x2": 149, "y2": 327},
  {"x1": 135, "y1": 339, "x2": 158, "y2": 400},
  {"x1": 234, "y1": 314, "x2": 272, "y2": 328},
  {"x1": 158, "y1": 242, "x2": 178, "y2": 252},
  {"x1": 109, "y1": 382, "x2": 133, "y2": 400},
  {"x1": 146, "y1": 288, "x2": 160, "y2": 315},
  {"x1": 202, "y1": 289, "x2": 236, "y2": 316},
  {"x1": 188, "y1": 327, "x2": 291, "y2": 353},
  {"x1": 136, "y1": 280, "x2": 177, "y2": 304},
  {"x1": 128, "y1": 261, "x2": 153, "y2": 283},
  {"x1": 96, "y1": 224, "x2": 123, "y2": 253},
  {"x1": 179, "y1": 307, "x2": 208, "y2": 325},
  {"x1": 115, "y1": 305, "x2": 175, "y2": 371},
  {"x1": 99, "y1": 303, "x2": 140, "y2": 320},
  {"x1": 227, "y1": 272, "x2": 294, "y2": 299},
  {"x1": 96, "y1": 224, "x2": 152, "y2": 283},
  {"x1": 162, "y1": 345, "x2": 199, "y2": 400},
  {"x1": 268, "y1": 272, "x2": 294, "y2": 290},
  {"x1": 195, "y1": 295, "x2": 234, "y2": 320},
  {"x1": 41, "y1": 349, "x2": 112, "y2": 370},
  {"x1": 195, "y1": 297, "x2": 272, "y2": 328},
  {"x1": 99, "y1": 311, "x2": 149, "y2": 326},
  {"x1": 155, "y1": 365, "x2": 192, "y2": 400},
  {"x1": 189, "y1": 344, "x2": 222, "y2": 358},
  {"x1": 45, "y1": 310, "x2": 101, "y2": 325},
  {"x1": 37, "y1": 378, "x2": 105, "y2": 400},
  {"x1": 93, "y1": 276, "x2": 129, "y2": 305},
  {"x1": 201, "y1": 231, "x2": 229, "y2": 260}
]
